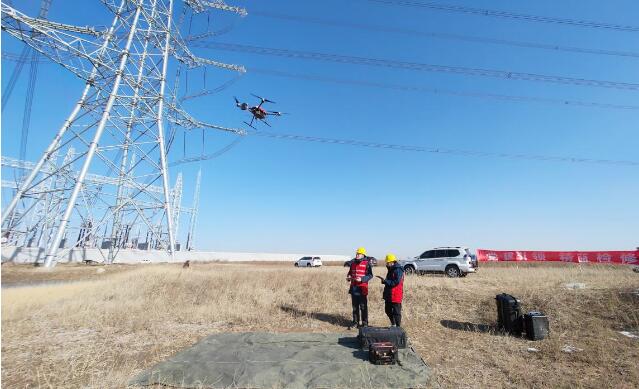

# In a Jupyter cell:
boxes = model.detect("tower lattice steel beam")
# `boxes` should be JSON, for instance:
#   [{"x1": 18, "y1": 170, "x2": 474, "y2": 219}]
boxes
[{"x1": 1, "y1": 0, "x2": 246, "y2": 266}]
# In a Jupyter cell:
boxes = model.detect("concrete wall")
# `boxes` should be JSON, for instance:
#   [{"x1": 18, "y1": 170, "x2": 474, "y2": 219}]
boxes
[{"x1": 0, "y1": 246, "x2": 351, "y2": 264}]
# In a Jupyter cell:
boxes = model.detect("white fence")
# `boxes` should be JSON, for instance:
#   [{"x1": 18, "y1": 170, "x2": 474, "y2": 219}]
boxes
[{"x1": 0, "y1": 246, "x2": 351, "y2": 264}]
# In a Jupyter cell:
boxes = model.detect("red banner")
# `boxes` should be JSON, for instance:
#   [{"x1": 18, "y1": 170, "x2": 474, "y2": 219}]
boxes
[{"x1": 477, "y1": 249, "x2": 639, "y2": 265}]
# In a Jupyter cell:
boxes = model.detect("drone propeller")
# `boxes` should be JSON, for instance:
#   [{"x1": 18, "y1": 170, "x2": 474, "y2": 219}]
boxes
[
  {"x1": 268, "y1": 111, "x2": 287, "y2": 116},
  {"x1": 251, "y1": 93, "x2": 275, "y2": 104}
]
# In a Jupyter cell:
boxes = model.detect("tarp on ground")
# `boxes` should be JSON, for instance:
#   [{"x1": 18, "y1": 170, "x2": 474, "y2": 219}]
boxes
[{"x1": 130, "y1": 332, "x2": 433, "y2": 388}]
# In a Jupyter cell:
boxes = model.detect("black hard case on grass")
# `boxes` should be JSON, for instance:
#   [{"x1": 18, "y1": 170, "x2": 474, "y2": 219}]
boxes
[
  {"x1": 495, "y1": 293, "x2": 523, "y2": 335},
  {"x1": 368, "y1": 342, "x2": 398, "y2": 365},
  {"x1": 523, "y1": 311, "x2": 549, "y2": 340},
  {"x1": 358, "y1": 326, "x2": 407, "y2": 349}
]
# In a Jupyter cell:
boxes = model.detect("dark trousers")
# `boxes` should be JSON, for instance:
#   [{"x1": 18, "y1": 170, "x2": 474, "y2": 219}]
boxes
[
  {"x1": 351, "y1": 294, "x2": 368, "y2": 325},
  {"x1": 385, "y1": 301, "x2": 402, "y2": 326}
]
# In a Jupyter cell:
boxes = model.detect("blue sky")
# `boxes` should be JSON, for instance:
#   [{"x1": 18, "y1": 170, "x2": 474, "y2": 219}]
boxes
[{"x1": 2, "y1": 0, "x2": 638, "y2": 257}]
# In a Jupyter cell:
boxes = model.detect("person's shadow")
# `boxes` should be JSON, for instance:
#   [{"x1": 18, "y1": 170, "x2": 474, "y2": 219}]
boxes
[
  {"x1": 279, "y1": 305, "x2": 352, "y2": 327},
  {"x1": 440, "y1": 319, "x2": 496, "y2": 334}
]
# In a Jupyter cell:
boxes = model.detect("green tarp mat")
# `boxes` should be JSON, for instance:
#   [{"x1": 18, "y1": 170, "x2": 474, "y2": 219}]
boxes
[{"x1": 130, "y1": 332, "x2": 433, "y2": 388}]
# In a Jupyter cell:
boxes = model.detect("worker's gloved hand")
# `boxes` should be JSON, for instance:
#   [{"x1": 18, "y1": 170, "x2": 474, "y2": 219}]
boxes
[
  {"x1": 380, "y1": 278, "x2": 385, "y2": 284},
  {"x1": 355, "y1": 277, "x2": 362, "y2": 282}
]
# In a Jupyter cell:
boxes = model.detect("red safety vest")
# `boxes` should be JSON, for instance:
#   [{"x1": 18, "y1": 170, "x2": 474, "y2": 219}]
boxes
[
  {"x1": 349, "y1": 259, "x2": 369, "y2": 296},
  {"x1": 383, "y1": 264, "x2": 404, "y2": 303},
  {"x1": 390, "y1": 272, "x2": 404, "y2": 303}
]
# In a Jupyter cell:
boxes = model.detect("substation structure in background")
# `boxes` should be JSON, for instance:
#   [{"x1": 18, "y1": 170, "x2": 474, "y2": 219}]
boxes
[
  {"x1": 1, "y1": 155, "x2": 202, "y2": 253},
  {"x1": 0, "y1": 0, "x2": 247, "y2": 266}
]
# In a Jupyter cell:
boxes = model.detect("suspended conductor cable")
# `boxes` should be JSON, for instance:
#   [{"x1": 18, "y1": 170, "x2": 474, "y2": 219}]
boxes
[
  {"x1": 248, "y1": 130, "x2": 639, "y2": 167},
  {"x1": 366, "y1": 0, "x2": 639, "y2": 32},
  {"x1": 186, "y1": 20, "x2": 238, "y2": 40},
  {"x1": 19, "y1": 48, "x2": 41, "y2": 163},
  {"x1": 251, "y1": 68, "x2": 639, "y2": 111},
  {"x1": 4, "y1": 51, "x2": 635, "y2": 110},
  {"x1": 1, "y1": 51, "x2": 71, "y2": 63},
  {"x1": 180, "y1": 72, "x2": 244, "y2": 101},
  {"x1": 1, "y1": 47, "x2": 31, "y2": 111},
  {"x1": 251, "y1": 11, "x2": 639, "y2": 59},
  {"x1": 169, "y1": 136, "x2": 244, "y2": 167},
  {"x1": 193, "y1": 42, "x2": 639, "y2": 91}
]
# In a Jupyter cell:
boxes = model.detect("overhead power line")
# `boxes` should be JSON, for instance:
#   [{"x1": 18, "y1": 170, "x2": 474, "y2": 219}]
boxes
[
  {"x1": 194, "y1": 42, "x2": 639, "y2": 91},
  {"x1": 1, "y1": 47, "x2": 30, "y2": 110},
  {"x1": 248, "y1": 130, "x2": 639, "y2": 168},
  {"x1": 16, "y1": 51, "x2": 638, "y2": 109},
  {"x1": 2, "y1": 51, "x2": 50, "y2": 63},
  {"x1": 20, "y1": 47, "x2": 40, "y2": 163},
  {"x1": 251, "y1": 68, "x2": 639, "y2": 111},
  {"x1": 251, "y1": 11, "x2": 639, "y2": 59},
  {"x1": 170, "y1": 136, "x2": 244, "y2": 166},
  {"x1": 8, "y1": 46, "x2": 635, "y2": 116},
  {"x1": 366, "y1": 0, "x2": 639, "y2": 32}
]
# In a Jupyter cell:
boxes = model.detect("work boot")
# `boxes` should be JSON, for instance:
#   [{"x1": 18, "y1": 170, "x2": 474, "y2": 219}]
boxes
[{"x1": 348, "y1": 322, "x2": 358, "y2": 330}]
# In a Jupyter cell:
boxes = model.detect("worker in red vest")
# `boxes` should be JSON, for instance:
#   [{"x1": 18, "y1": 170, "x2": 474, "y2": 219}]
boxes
[
  {"x1": 347, "y1": 247, "x2": 373, "y2": 329},
  {"x1": 380, "y1": 253, "x2": 404, "y2": 327}
]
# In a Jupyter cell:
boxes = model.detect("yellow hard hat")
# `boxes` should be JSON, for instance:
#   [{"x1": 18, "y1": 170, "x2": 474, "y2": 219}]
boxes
[
  {"x1": 385, "y1": 254, "x2": 397, "y2": 263},
  {"x1": 356, "y1": 247, "x2": 367, "y2": 255}
]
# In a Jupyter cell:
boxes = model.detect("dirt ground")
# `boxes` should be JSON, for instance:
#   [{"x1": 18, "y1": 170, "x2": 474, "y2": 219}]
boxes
[{"x1": 1, "y1": 261, "x2": 638, "y2": 388}]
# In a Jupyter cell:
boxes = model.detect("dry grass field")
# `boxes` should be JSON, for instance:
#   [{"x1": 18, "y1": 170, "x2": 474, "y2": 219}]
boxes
[{"x1": 2, "y1": 262, "x2": 638, "y2": 388}]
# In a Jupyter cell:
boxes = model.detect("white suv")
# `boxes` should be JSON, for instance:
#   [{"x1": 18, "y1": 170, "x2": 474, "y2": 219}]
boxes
[
  {"x1": 294, "y1": 256, "x2": 322, "y2": 267},
  {"x1": 399, "y1": 247, "x2": 477, "y2": 277}
]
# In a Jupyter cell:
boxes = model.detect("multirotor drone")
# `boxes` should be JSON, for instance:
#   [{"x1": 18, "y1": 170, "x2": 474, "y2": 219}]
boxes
[{"x1": 234, "y1": 94, "x2": 286, "y2": 129}]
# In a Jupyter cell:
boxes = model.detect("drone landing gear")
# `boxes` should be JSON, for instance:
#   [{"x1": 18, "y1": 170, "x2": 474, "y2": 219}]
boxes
[
  {"x1": 243, "y1": 121, "x2": 258, "y2": 130},
  {"x1": 243, "y1": 120, "x2": 270, "y2": 130}
]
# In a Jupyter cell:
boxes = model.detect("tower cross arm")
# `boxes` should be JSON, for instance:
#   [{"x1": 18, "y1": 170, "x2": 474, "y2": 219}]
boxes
[
  {"x1": 170, "y1": 43, "x2": 245, "y2": 72},
  {"x1": 168, "y1": 26, "x2": 245, "y2": 72},
  {"x1": 166, "y1": 102, "x2": 246, "y2": 135},
  {"x1": 1, "y1": 4, "x2": 101, "y2": 36},
  {"x1": 1, "y1": 3, "x2": 115, "y2": 81},
  {"x1": 184, "y1": 0, "x2": 247, "y2": 16},
  {"x1": 188, "y1": 53, "x2": 246, "y2": 72}
]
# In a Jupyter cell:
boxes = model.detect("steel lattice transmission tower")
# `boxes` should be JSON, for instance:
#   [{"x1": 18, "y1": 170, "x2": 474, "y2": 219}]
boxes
[{"x1": 1, "y1": 0, "x2": 247, "y2": 267}]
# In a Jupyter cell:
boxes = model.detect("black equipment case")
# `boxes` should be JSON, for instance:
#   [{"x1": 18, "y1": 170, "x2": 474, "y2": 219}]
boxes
[
  {"x1": 523, "y1": 311, "x2": 549, "y2": 340},
  {"x1": 359, "y1": 326, "x2": 407, "y2": 349},
  {"x1": 495, "y1": 293, "x2": 523, "y2": 335},
  {"x1": 368, "y1": 342, "x2": 398, "y2": 365}
]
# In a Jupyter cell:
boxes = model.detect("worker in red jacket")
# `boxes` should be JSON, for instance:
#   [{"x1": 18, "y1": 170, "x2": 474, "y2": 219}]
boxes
[
  {"x1": 347, "y1": 247, "x2": 373, "y2": 329},
  {"x1": 379, "y1": 254, "x2": 404, "y2": 327}
]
